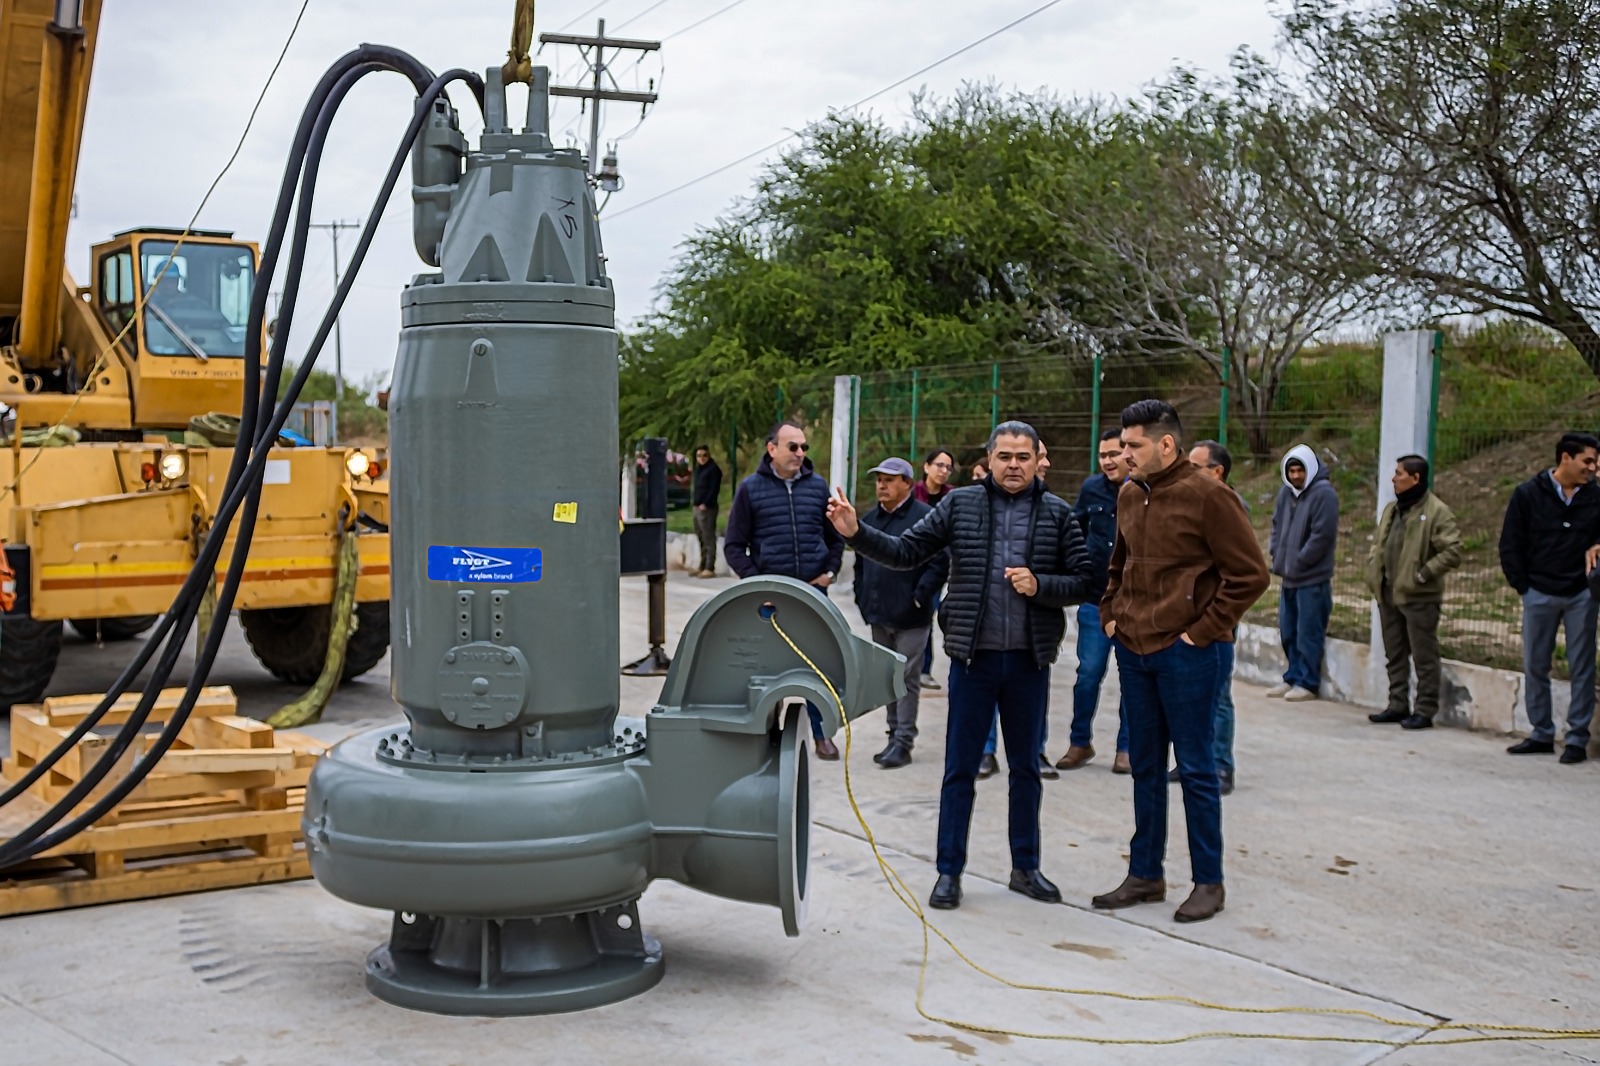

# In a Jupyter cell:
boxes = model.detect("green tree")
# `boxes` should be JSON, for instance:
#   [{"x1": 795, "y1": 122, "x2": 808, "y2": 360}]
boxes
[{"x1": 1278, "y1": 0, "x2": 1600, "y2": 376}]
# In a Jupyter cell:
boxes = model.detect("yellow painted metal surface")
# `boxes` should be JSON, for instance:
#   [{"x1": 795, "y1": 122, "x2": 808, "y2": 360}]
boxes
[
  {"x1": 3, "y1": 444, "x2": 390, "y2": 620},
  {"x1": 0, "y1": 0, "x2": 101, "y2": 318}
]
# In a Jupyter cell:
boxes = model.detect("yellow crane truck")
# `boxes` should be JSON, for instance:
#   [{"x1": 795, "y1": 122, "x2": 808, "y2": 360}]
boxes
[{"x1": 0, "y1": 0, "x2": 390, "y2": 708}]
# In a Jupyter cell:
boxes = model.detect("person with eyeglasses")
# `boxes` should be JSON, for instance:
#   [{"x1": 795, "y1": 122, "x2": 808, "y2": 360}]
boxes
[
  {"x1": 913, "y1": 448, "x2": 956, "y2": 692},
  {"x1": 724, "y1": 420, "x2": 847, "y2": 759}
]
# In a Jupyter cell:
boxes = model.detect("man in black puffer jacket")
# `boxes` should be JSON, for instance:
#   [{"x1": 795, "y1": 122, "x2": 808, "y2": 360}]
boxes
[
  {"x1": 725, "y1": 420, "x2": 846, "y2": 757},
  {"x1": 828, "y1": 420, "x2": 1094, "y2": 912}
]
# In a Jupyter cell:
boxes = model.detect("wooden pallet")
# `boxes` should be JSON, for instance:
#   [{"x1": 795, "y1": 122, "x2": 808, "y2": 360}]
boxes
[{"x1": 0, "y1": 686, "x2": 327, "y2": 917}]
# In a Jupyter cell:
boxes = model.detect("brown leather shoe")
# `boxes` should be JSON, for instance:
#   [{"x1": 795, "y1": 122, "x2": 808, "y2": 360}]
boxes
[
  {"x1": 1091, "y1": 875, "x2": 1166, "y2": 910},
  {"x1": 814, "y1": 737, "x2": 840, "y2": 761},
  {"x1": 1111, "y1": 751, "x2": 1131, "y2": 775},
  {"x1": 1055, "y1": 744, "x2": 1095, "y2": 770},
  {"x1": 1174, "y1": 883, "x2": 1225, "y2": 923}
]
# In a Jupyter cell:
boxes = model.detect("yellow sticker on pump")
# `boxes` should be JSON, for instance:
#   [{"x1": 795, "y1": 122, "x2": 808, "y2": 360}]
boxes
[{"x1": 552, "y1": 502, "x2": 578, "y2": 523}]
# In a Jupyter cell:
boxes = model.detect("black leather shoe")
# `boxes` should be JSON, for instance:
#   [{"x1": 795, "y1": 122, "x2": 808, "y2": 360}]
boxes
[
  {"x1": 1400, "y1": 714, "x2": 1433, "y2": 730},
  {"x1": 1218, "y1": 769, "x2": 1235, "y2": 796},
  {"x1": 873, "y1": 740, "x2": 894, "y2": 765},
  {"x1": 1167, "y1": 766, "x2": 1181, "y2": 782},
  {"x1": 1507, "y1": 738, "x2": 1555, "y2": 755},
  {"x1": 878, "y1": 740, "x2": 912, "y2": 769},
  {"x1": 1037, "y1": 755, "x2": 1059, "y2": 780},
  {"x1": 929, "y1": 874, "x2": 962, "y2": 909},
  {"x1": 976, "y1": 753, "x2": 999, "y2": 779},
  {"x1": 1008, "y1": 868, "x2": 1061, "y2": 904},
  {"x1": 1369, "y1": 708, "x2": 1408, "y2": 724},
  {"x1": 1560, "y1": 744, "x2": 1588, "y2": 765}
]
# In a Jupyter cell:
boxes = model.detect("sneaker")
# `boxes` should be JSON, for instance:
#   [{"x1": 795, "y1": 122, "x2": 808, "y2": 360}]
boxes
[
  {"x1": 1265, "y1": 682, "x2": 1293, "y2": 698},
  {"x1": 1284, "y1": 685, "x2": 1318, "y2": 702},
  {"x1": 920, "y1": 673, "x2": 941, "y2": 691}
]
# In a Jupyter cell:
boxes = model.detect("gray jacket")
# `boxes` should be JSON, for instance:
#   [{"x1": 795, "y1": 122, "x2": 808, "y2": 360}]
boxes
[{"x1": 1269, "y1": 444, "x2": 1340, "y2": 589}]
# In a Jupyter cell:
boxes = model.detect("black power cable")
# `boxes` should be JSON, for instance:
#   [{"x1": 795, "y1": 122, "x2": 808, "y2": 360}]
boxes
[
  {"x1": 0, "y1": 50, "x2": 483, "y2": 868},
  {"x1": 0, "y1": 47, "x2": 421, "y2": 814}
]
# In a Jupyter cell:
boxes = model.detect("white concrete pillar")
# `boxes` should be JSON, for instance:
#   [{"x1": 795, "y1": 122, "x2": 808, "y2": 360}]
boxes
[
  {"x1": 830, "y1": 375, "x2": 860, "y2": 499},
  {"x1": 1371, "y1": 331, "x2": 1439, "y2": 666}
]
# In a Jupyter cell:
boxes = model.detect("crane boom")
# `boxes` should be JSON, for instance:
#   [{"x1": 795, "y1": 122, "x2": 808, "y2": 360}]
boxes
[{"x1": 0, "y1": 0, "x2": 103, "y2": 364}]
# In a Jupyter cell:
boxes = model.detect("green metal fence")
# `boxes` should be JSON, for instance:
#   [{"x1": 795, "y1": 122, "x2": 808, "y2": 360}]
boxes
[{"x1": 699, "y1": 328, "x2": 1600, "y2": 674}]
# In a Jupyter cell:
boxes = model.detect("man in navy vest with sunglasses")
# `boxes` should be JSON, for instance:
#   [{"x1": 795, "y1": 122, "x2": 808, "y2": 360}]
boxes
[{"x1": 725, "y1": 420, "x2": 846, "y2": 758}]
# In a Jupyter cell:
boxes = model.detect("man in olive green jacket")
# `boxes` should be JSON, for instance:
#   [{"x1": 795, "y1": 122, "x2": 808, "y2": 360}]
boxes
[{"x1": 1365, "y1": 455, "x2": 1463, "y2": 729}]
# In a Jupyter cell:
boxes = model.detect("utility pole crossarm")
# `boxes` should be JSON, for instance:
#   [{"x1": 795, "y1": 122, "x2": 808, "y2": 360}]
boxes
[
  {"x1": 548, "y1": 86, "x2": 658, "y2": 105},
  {"x1": 537, "y1": 31, "x2": 660, "y2": 51}
]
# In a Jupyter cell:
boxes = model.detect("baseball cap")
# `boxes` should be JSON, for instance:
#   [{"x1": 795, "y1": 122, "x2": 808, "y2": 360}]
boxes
[{"x1": 867, "y1": 457, "x2": 915, "y2": 479}]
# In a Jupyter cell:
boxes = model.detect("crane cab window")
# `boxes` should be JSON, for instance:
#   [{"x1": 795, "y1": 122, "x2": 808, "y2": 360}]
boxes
[
  {"x1": 98, "y1": 249, "x2": 136, "y2": 343},
  {"x1": 139, "y1": 241, "x2": 254, "y2": 357}
]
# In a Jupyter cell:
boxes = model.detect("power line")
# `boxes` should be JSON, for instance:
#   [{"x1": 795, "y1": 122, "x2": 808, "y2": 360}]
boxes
[
  {"x1": 607, "y1": 0, "x2": 1068, "y2": 221},
  {"x1": 613, "y1": 0, "x2": 676, "y2": 32},
  {"x1": 662, "y1": 0, "x2": 749, "y2": 41},
  {"x1": 554, "y1": 0, "x2": 615, "y2": 32}
]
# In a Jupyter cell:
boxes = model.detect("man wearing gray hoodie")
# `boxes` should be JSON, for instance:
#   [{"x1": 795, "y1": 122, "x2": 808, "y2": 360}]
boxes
[{"x1": 1268, "y1": 445, "x2": 1340, "y2": 700}]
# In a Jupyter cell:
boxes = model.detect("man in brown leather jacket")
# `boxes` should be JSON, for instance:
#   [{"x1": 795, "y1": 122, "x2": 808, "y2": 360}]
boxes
[{"x1": 1090, "y1": 400, "x2": 1269, "y2": 924}]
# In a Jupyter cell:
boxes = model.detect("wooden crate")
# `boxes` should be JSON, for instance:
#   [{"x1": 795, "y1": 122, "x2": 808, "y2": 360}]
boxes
[{"x1": 0, "y1": 686, "x2": 327, "y2": 917}]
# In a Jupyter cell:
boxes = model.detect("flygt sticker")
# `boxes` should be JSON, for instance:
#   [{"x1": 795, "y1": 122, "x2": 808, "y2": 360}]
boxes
[{"x1": 427, "y1": 545, "x2": 543, "y2": 583}]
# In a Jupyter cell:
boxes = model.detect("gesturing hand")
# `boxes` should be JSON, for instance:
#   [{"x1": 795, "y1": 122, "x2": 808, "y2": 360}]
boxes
[
  {"x1": 826, "y1": 487, "x2": 860, "y2": 538},
  {"x1": 1004, "y1": 566, "x2": 1038, "y2": 597}
]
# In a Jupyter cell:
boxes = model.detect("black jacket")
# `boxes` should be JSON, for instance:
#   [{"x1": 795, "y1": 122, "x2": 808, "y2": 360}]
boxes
[
  {"x1": 724, "y1": 454, "x2": 844, "y2": 581},
  {"x1": 853, "y1": 497, "x2": 948, "y2": 629},
  {"x1": 692, "y1": 458, "x2": 723, "y2": 509},
  {"x1": 1073, "y1": 473, "x2": 1121, "y2": 603},
  {"x1": 1499, "y1": 471, "x2": 1600, "y2": 596},
  {"x1": 847, "y1": 478, "x2": 1094, "y2": 667}
]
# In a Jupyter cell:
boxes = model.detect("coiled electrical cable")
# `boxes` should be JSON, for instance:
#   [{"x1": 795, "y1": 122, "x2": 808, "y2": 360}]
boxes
[{"x1": 0, "y1": 47, "x2": 483, "y2": 868}]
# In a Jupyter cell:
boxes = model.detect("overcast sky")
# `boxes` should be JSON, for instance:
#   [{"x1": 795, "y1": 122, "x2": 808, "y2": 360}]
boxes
[{"x1": 67, "y1": 0, "x2": 1280, "y2": 389}]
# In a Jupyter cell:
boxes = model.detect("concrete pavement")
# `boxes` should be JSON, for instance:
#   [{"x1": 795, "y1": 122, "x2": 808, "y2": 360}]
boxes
[{"x1": 0, "y1": 574, "x2": 1595, "y2": 1064}]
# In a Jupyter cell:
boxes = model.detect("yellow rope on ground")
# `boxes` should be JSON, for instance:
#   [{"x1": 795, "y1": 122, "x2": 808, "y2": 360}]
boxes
[
  {"x1": 266, "y1": 525, "x2": 359, "y2": 729},
  {"x1": 767, "y1": 615, "x2": 1600, "y2": 1048}
]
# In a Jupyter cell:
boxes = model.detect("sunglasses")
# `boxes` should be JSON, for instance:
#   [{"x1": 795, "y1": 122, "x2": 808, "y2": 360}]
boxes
[{"x1": 782, "y1": 441, "x2": 809, "y2": 453}]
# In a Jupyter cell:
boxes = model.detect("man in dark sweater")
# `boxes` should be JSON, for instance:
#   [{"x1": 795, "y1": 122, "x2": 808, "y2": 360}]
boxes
[
  {"x1": 826, "y1": 420, "x2": 1095, "y2": 912},
  {"x1": 1268, "y1": 444, "x2": 1341, "y2": 701},
  {"x1": 1499, "y1": 432, "x2": 1600, "y2": 765},
  {"x1": 1092, "y1": 401, "x2": 1269, "y2": 924},
  {"x1": 853, "y1": 457, "x2": 949, "y2": 769},
  {"x1": 691, "y1": 445, "x2": 723, "y2": 577},
  {"x1": 725, "y1": 421, "x2": 846, "y2": 758},
  {"x1": 1056, "y1": 429, "x2": 1130, "y2": 774}
]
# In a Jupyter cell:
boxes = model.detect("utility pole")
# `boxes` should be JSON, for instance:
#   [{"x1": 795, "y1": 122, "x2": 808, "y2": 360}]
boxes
[
  {"x1": 310, "y1": 219, "x2": 360, "y2": 405},
  {"x1": 539, "y1": 19, "x2": 659, "y2": 183}
]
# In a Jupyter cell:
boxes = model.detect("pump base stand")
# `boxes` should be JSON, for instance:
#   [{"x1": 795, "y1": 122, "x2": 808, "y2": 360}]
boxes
[
  {"x1": 365, "y1": 901, "x2": 664, "y2": 1016},
  {"x1": 620, "y1": 644, "x2": 671, "y2": 676}
]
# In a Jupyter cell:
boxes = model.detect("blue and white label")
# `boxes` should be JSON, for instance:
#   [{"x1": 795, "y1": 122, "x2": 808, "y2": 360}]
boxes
[{"x1": 428, "y1": 545, "x2": 543, "y2": 583}]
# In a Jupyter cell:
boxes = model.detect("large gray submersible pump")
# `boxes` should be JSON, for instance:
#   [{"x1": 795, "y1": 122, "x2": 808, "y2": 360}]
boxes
[{"x1": 302, "y1": 66, "x2": 904, "y2": 1016}]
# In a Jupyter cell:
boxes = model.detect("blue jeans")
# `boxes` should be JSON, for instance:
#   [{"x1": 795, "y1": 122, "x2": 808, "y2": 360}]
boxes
[
  {"x1": 982, "y1": 693, "x2": 1054, "y2": 756},
  {"x1": 939, "y1": 651, "x2": 1051, "y2": 876},
  {"x1": 1213, "y1": 640, "x2": 1236, "y2": 774},
  {"x1": 1069, "y1": 603, "x2": 1128, "y2": 752},
  {"x1": 921, "y1": 592, "x2": 939, "y2": 674},
  {"x1": 1279, "y1": 581, "x2": 1332, "y2": 691},
  {"x1": 1116, "y1": 638, "x2": 1224, "y2": 885},
  {"x1": 1521, "y1": 588, "x2": 1598, "y2": 746}
]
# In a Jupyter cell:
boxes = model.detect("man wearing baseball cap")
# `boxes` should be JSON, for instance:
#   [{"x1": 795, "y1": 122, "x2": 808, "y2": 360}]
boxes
[{"x1": 852, "y1": 458, "x2": 949, "y2": 768}]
